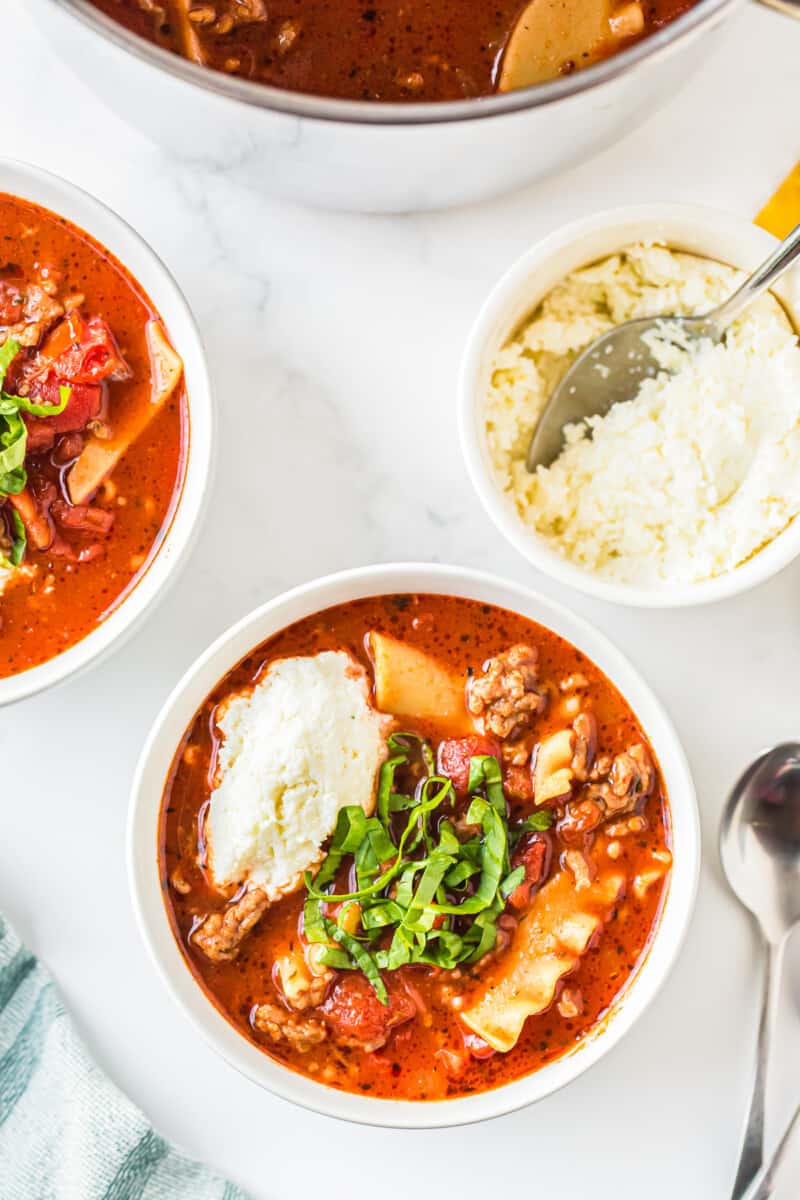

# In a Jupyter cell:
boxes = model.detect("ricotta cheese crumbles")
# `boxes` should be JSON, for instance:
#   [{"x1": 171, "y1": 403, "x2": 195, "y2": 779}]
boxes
[
  {"x1": 206, "y1": 651, "x2": 390, "y2": 897},
  {"x1": 484, "y1": 244, "x2": 800, "y2": 585}
]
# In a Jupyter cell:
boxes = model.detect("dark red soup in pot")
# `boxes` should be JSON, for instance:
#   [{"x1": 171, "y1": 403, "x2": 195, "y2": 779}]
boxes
[
  {"x1": 160, "y1": 594, "x2": 671, "y2": 1100},
  {"x1": 88, "y1": 0, "x2": 699, "y2": 102},
  {"x1": 0, "y1": 194, "x2": 187, "y2": 678}
]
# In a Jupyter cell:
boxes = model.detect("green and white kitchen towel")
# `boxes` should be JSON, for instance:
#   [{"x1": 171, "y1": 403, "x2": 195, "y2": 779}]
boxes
[{"x1": 0, "y1": 916, "x2": 250, "y2": 1200}]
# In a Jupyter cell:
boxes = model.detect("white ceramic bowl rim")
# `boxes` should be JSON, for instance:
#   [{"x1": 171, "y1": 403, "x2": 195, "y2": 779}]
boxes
[
  {"x1": 459, "y1": 203, "x2": 800, "y2": 610},
  {"x1": 0, "y1": 157, "x2": 213, "y2": 705},
  {"x1": 128, "y1": 562, "x2": 700, "y2": 1128}
]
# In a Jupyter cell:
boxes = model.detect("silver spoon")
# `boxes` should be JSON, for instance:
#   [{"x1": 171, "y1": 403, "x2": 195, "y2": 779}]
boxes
[
  {"x1": 526, "y1": 222, "x2": 800, "y2": 471},
  {"x1": 738, "y1": 1100, "x2": 800, "y2": 1200},
  {"x1": 719, "y1": 743, "x2": 800, "y2": 1199}
]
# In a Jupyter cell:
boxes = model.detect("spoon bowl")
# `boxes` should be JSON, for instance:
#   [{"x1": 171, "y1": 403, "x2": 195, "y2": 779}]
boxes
[
  {"x1": 524, "y1": 312, "x2": 717, "y2": 469},
  {"x1": 498, "y1": 0, "x2": 612, "y2": 92},
  {"x1": 719, "y1": 742, "x2": 800, "y2": 1198},
  {"x1": 721, "y1": 742, "x2": 800, "y2": 942}
]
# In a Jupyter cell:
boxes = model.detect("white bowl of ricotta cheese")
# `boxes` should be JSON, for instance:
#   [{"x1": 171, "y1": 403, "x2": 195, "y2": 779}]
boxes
[{"x1": 460, "y1": 204, "x2": 800, "y2": 608}]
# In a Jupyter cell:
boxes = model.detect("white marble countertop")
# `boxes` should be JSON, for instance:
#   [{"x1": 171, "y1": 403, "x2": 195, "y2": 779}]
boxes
[{"x1": 5, "y1": 3, "x2": 800, "y2": 1197}]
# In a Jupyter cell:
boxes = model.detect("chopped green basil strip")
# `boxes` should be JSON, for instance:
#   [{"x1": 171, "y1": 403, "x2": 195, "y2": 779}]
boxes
[
  {"x1": 316, "y1": 947, "x2": 354, "y2": 970},
  {"x1": 464, "y1": 904, "x2": 502, "y2": 963},
  {"x1": 426, "y1": 801, "x2": 508, "y2": 916},
  {"x1": 9, "y1": 507, "x2": 25, "y2": 566},
  {"x1": 306, "y1": 779, "x2": 451, "y2": 904},
  {"x1": 388, "y1": 731, "x2": 435, "y2": 776},
  {"x1": 361, "y1": 900, "x2": 404, "y2": 929},
  {"x1": 388, "y1": 793, "x2": 417, "y2": 812},
  {"x1": 302, "y1": 896, "x2": 328, "y2": 945},
  {"x1": 0, "y1": 466, "x2": 26, "y2": 497},
  {"x1": 0, "y1": 386, "x2": 70, "y2": 419},
  {"x1": 0, "y1": 341, "x2": 71, "y2": 500},
  {"x1": 301, "y1": 738, "x2": 553, "y2": 989},
  {"x1": 408, "y1": 775, "x2": 454, "y2": 854},
  {"x1": 520, "y1": 809, "x2": 554, "y2": 832},
  {"x1": 500, "y1": 865, "x2": 526, "y2": 898},
  {"x1": 0, "y1": 340, "x2": 20, "y2": 389},
  {"x1": 0, "y1": 411, "x2": 27, "y2": 479},
  {"x1": 467, "y1": 755, "x2": 507, "y2": 813},
  {"x1": 377, "y1": 753, "x2": 407, "y2": 827},
  {"x1": 409, "y1": 851, "x2": 455, "y2": 912},
  {"x1": 444, "y1": 859, "x2": 480, "y2": 889},
  {"x1": 394, "y1": 862, "x2": 421, "y2": 910},
  {"x1": 324, "y1": 918, "x2": 388, "y2": 1005},
  {"x1": 307, "y1": 804, "x2": 368, "y2": 895},
  {"x1": 365, "y1": 820, "x2": 396, "y2": 870}
]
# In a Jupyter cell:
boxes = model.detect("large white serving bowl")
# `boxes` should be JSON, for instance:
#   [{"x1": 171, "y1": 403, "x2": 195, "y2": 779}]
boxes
[
  {"x1": 459, "y1": 204, "x2": 800, "y2": 608},
  {"x1": 128, "y1": 562, "x2": 699, "y2": 1128},
  {"x1": 0, "y1": 159, "x2": 213, "y2": 706}
]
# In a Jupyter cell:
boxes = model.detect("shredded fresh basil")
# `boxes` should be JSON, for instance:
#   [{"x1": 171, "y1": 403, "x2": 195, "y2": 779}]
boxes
[
  {"x1": 500, "y1": 865, "x2": 526, "y2": 898},
  {"x1": 8, "y1": 507, "x2": 25, "y2": 566},
  {"x1": 376, "y1": 753, "x2": 407, "y2": 826},
  {"x1": 467, "y1": 755, "x2": 506, "y2": 812},
  {"x1": 520, "y1": 810, "x2": 554, "y2": 832},
  {"x1": 0, "y1": 339, "x2": 20, "y2": 387},
  {"x1": 302, "y1": 732, "x2": 553, "y2": 1004},
  {"x1": 0, "y1": 408, "x2": 27, "y2": 498},
  {"x1": 323, "y1": 918, "x2": 388, "y2": 1005},
  {"x1": 0, "y1": 388, "x2": 70, "y2": 420},
  {"x1": 0, "y1": 340, "x2": 71, "y2": 561},
  {"x1": 388, "y1": 731, "x2": 435, "y2": 776}
]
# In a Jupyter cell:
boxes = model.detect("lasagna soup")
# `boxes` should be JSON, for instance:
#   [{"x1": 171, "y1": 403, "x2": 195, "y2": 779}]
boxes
[
  {"x1": 0, "y1": 194, "x2": 186, "y2": 678},
  {"x1": 161, "y1": 594, "x2": 671, "y2": 1100},
  {"x1": 88, "y1": 0, "x2": 698, "y2": 102}
]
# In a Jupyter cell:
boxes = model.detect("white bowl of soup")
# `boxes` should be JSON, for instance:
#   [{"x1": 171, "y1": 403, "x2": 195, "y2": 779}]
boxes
[
  {"x1": 128, "y1": 562, "x2": 698, "y2": 1127},
  {"x1": 0, "y1": 159, "x2": 212, "y2": 704},
  {"x1": 460, "y1": 204, "x2": 800, "y2": 608}
]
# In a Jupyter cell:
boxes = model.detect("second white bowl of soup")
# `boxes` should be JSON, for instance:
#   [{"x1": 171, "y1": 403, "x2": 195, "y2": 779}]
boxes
[
  {"x1": 129, "y1": 563, "x2": 698, "y2": 1127},
  {"x1": 460, "y1": 205, "x2": 800, "y2": 607},
  {"x1": 0, "y1": 159, "x2": 212, "y2": 704}
]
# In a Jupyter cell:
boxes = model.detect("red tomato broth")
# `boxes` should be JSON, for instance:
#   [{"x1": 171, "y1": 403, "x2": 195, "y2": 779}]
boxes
[
  {"x1": 0, "y1": 194, "x2": 187, "y2": 677},
  {"x1": 160, "y1": 594, "x2": 671, "y2": 1100}
]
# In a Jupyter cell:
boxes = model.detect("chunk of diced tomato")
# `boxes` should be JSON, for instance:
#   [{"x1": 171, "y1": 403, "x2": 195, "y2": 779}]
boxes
[
  {"x1": 34, "y1": 312, "x2": 131, "y2": 385},
  {"x1": 322, "y1": 974, "x2": 415, "y2": 1049},
  {"x1": 50, "y1": 500, "x2": 114, "y2": 537},
  {"x1": 504, "y1": 764, "x2": 534, "y2": 803},
  {"x1": 437, "y1": 735, "x2": 502, "y2": 794},
  {"x1": 507, "y1": 833, "x2": 549, "y2": 910},
  {"x1": 0, "y1": 280, "x2": 24, "y2": 326},
  {"x1": 23, "y1": 374, "x2": 103, "y2": 451}
]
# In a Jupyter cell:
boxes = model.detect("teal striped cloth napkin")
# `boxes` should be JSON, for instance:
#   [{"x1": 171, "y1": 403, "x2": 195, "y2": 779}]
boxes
[{"x1": 0, "y1": 916, "x2": 250, "y2": 1200}]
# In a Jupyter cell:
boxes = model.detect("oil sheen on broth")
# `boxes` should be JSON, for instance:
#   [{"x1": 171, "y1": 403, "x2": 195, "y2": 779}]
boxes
[{"x1": 88, "y1": 0, "x2": 698, "y2": 102}]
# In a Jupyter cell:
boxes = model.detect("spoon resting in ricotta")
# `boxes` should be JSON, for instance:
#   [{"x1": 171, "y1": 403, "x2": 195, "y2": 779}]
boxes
[{"x1": 485, "y1": 244, "x2": 800, "y2": 586}]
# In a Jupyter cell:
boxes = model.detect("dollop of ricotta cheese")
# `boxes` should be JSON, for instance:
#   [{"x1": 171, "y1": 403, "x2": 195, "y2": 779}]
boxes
[{"x1": 206, "y1": 650, "x2": 390, "y2": 898}]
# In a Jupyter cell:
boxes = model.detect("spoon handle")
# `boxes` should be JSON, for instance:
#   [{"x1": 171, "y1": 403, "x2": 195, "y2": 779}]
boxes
[
  {"x1": 711, "y1": 222, "x2": 800, "y2": 333},
  {"x1": 737, "y1": 1099, "x2": 800, "y2": 1200},
  {"x1": 731, "y1": 937, "x2": 786, "y2": 1199}
]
